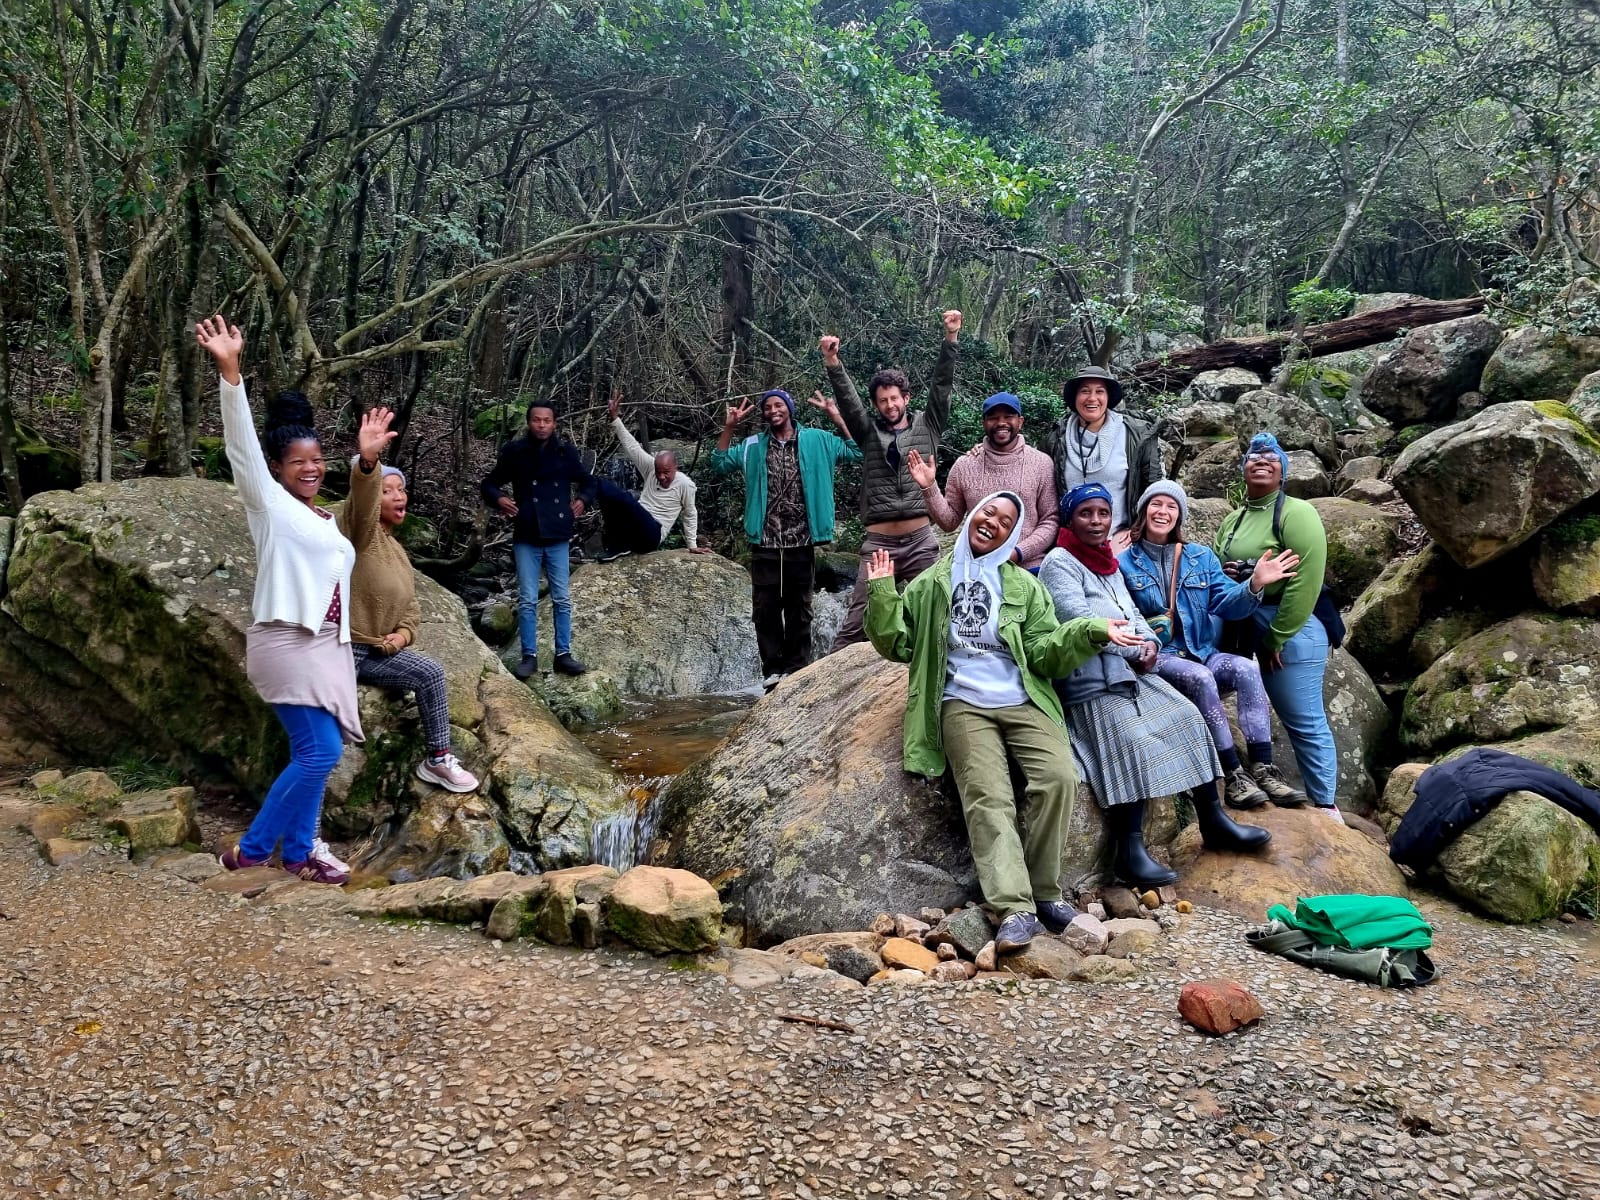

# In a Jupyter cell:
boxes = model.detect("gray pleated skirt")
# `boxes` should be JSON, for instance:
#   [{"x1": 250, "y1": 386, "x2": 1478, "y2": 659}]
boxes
[
  {"x1": 1064, "y1": 675, "x2": 1220, "y2": 807},
  {"x1": 246, "y1": 620, "x2": 364, "y2": 744}
]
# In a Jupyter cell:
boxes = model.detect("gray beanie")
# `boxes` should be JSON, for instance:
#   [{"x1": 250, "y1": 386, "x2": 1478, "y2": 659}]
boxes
[
  {"x1": 1135, "y1": 479, "x2": 1189, "y2": 526},
  {"x1": 350, "y1": 455, "x2": 406, "y2": 486}
]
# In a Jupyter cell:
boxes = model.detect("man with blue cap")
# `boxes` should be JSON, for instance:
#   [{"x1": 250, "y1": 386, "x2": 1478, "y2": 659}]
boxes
[{"x1": 712, "y1": 383, "x2": 861, "y2": 687}]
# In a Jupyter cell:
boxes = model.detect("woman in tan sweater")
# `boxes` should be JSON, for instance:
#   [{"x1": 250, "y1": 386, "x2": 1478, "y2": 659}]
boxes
[{"x1": 339, "y1": 408, "x2": 479, "y2": 793}]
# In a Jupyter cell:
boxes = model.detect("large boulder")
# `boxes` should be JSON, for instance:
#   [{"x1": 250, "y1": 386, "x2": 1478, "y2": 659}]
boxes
[
  {"x1": 1185, "y1": 498, "x2": 1234, "y2": 550},
  {"x1": 658, "y1": 642, "x2": 1166, "y2": 944},
  {"x1": 1183, "y1": 368, "x2": 1262, "y2": 406},
  {"x1": 1345, "y1": 546, "x2": 1454, "y2": 670},
  {"x1": 532, "y1": 550, "x2": 760, "y2": 694},
  {"x1": 1479, "y1": 327, "x2": 1600, "y2": 407},
  {"x1": 1232, "y1": 390, "x2": 1337, "y2": 466},
  {"x1": 1531, "y1": 515, "x2": 1600, "y2": 615},
  {"x1": 0, "y1": 479, "x2": 627, "y2": 868},
  {"x1": 1177, "y1": 441, "x2": 1241, "y2": 500},
  {"x1": 1170, "y1": 805, "x2": 1408, "y2": 921},
  {"x1": 1308, "y1": 497, "x2": 1401, "y2": 603},
  {"x1": 1282, "y1": 450, "x2": 1332, "y2": 499},
  {"x1": 1360, "y1": 315, "x2": 1502, "y2": 423},
  {"x1": 1570, "y1": 370, "x2": 1600, "y2": 434},
  {"x1": 1401, "y1": 615, "x2": 1600, "y2": 753},
  {"x1": 1391, "y1": 401, "x2": 1600, "y2": 567}
]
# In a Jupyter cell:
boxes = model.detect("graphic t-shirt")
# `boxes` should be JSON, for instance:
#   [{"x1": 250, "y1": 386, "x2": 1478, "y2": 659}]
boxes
[{"x1": 943, "y1": 492, "x2": 1029, "y2": 710}]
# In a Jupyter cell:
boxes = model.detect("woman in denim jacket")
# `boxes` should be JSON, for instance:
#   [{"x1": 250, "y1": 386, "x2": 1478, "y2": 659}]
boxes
[{"x1": 1118, "y1": 481, "x2": 1304, "y2": 811}]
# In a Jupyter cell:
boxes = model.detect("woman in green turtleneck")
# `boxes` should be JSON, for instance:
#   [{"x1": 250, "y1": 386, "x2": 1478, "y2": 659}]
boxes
[{"x1": 1213, "y1": 432, "x2": 1343, "y2": 823}]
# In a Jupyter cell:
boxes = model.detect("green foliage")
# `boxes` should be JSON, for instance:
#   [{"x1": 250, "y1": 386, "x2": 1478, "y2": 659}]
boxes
[
  {"x1": 1545, "y1": 513, "x2": 1600, "y2": 549},
  {"x1": 107, "y1": 755, "x2": 183, "y2": 792},
  {"x1": 1287, "y1": 282, "x2": 1358, "y2": 326}
]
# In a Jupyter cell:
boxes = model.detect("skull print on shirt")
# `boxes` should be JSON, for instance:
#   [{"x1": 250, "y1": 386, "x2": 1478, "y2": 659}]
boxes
[{"x1": 951, "y1": 579, "x2": 993, "y2": 640}]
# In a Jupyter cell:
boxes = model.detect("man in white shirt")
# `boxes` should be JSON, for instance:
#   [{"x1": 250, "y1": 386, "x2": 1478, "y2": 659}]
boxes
[{"x1": 605, "y1": 388, "x2": 704, "y2": 559}]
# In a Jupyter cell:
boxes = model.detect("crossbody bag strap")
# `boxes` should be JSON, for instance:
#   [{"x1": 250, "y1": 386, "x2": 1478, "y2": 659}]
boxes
[{"x1": 1165, "y1": 542, "x2": 1183, "y2": 621}]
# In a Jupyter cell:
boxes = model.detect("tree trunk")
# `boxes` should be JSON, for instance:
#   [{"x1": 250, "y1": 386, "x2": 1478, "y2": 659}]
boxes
[{"x1": 1125, "y1": 296, "x2": 1486, "y2": 393}]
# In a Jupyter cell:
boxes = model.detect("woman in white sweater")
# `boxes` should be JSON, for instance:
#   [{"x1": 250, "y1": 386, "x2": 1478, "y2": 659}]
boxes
[{"x1": 197, "y1": 315, "x2": 366, "y2": 885}]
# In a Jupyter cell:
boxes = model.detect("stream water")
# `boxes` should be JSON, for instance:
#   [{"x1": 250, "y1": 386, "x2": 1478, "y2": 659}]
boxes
[{"x1": 579, "y1": 693, "x2": 755, "y2": 870}]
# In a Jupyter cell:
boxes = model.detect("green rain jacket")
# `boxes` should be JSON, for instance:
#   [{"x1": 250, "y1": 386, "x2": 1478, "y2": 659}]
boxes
[{"x1": 864, "y1": 554, "x2": 1109, "y2": 778}]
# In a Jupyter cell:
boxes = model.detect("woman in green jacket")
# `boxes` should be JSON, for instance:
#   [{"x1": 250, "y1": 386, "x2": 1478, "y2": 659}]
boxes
[{"x1": 864, "y1": 490, "x2": 1141, "y2": 955}]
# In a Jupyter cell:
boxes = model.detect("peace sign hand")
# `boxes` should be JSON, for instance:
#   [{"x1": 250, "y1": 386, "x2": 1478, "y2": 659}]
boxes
[{"x1": 724, "y1": 400, "x2": 754, "y2": 428}]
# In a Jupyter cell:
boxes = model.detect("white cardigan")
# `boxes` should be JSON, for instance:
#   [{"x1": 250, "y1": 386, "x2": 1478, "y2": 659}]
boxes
[{"x1": 220, "y1": 378, "x2": 355, "y2": 640}]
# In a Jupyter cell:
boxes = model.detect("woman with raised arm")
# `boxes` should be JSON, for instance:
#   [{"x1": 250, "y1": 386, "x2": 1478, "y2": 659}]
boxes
[
  {"x1": 196, "y1": 315, "x2": 359, "y2": 885},
  {"x1": 338, "y1": 410, "x2": 479, "y2": 794},
  {"x1": 1040, "y1": 482, "x2": 1271, "y2": 890},
  {"x1": 1118, "y1": 480, "x2": 1305, "y2": 811}
]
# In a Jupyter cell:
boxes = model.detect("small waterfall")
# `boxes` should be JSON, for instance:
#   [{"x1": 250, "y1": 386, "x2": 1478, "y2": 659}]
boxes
[
  {"x1": 589, "y1": 780, "x2": 670, "y2": 871},
  {"x1": 809, "y1": 588, "x2": 851, "y2": 660}
]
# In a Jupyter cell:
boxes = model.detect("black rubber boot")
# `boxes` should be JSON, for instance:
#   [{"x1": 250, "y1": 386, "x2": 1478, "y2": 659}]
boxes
[
  {"x1": 1194, "y1": 784, "x2": 1272, "y2": 852},
  {"x1": 1110, "y1": 800, "x2": 1178, "y2": 888}
]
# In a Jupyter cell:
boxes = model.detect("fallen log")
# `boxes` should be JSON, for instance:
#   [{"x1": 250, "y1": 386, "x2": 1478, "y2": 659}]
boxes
[{"x1": 1126, "y1": 295, "x2": 1487, "y2": 393}]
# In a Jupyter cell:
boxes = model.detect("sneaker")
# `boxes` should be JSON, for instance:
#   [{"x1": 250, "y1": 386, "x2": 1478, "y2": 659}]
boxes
[
  {"x1": 1035, "y1": 899, "x2": 1079, "y2": 933},
  {"x1": 416, "y1": 752, "x2": 480, "y2": 793},
  {"x1": 1250, "y1": 762, "x2": 1308, "y2": 807},
  {"x1": 1315, "y1": 804, "x2": 1347, "y2": 826},
  {"x1": 552, "y1": 652, "x2": 588, "y2": 676},
  {"x1": 596, "y1": 549, "x2": 632, "y2": 563},
  {"x1": 513, "y1": 654, "x2": 539, "y2": 680},
  {"x1": 1223, "y1": 766, "x2": 1270, "y2": 811},
  {"x1": 282, "y1": 856, "x2": 350, "y2": 886},
  {"x1": 220, "y1": 843, "x2": 268, "y2": 872},
  {"x1": 761, "y1": 673, "x2": 785, "y2": 693},
  {"x1": 994, "y1": 911, "x2": 1044, "y2": 955},
  {"x1": 308, "y1": 839, "x2": 351, "y2": 875}
]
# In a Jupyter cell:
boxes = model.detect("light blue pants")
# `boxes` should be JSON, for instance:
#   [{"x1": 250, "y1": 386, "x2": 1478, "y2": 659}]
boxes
[
  {"x1": 513, "y1": 540, "x2": 572, "y2": 657},
  {"x1": 1254, "y1": 604, "x2": 1338, "y2": 808},
  {"x1": 242, "y1": 704, "x2": 344, "y2": 865}
]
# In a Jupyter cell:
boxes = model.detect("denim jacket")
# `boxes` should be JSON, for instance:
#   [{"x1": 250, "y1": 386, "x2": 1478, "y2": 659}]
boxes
[{"x1": 1117, "y1": 541, "x2": 1260, "y2": 662}]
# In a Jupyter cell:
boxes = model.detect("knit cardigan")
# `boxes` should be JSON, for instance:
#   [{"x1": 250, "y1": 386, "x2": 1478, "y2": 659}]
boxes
[{"x1": 220, "y1": 378, "x2": 355, "y2": 640}]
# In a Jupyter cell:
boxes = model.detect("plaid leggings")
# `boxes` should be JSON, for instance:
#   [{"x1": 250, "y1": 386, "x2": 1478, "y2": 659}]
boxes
[{"x1": 351, "y1": 644, "x2": 451, "y2": 753}]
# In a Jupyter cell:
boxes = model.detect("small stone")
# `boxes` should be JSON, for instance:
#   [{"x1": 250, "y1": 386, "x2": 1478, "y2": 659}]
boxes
[
  {"x1": 1107, "y1": 929, "x2": 1162, "y2": 959},
  {"x1": 824, "y1": 944, "x2": 884, "y2": 984},
  {"x1": 1060, "y1": 913, "x2": 1109, "y2": 956},
  {"x1": 799, "y1": 951, "x2": 828, "y2": 969},
  {"x1": 1068, "y1": 955, "x2": 1139, "y2": 984},
  {"x1": 893, "y1": 914, "x2": 931, "y2": 940},
  {"x1": 27, "y1": 768, "x2": 64, "y2": 791},
  {"x1": 935, "y1": 943, "x2": 959, "y2": 961},
  {"x1": 930, "y1": 960, "x2": 976, "y2": 983},
  {"x1": 50, "y1": 770, "x2": 122, "y2": 809},
  {"x1": 602, "y1": 866, "x2": 721, "y2": 954},
  {"x1": 156, "y1": 851, "x2": 224, "y2": 882},
  {"x1": 1086, "y1": 902, "x2": 1108, "y2": 921},
  {"x1": 44, "y1": 837, "x2": 97, "y2": 866},
  {"x1": 919, "y1": 906, "x2": 947, "y2": 925},
  {"x1": 1001, "y1": 938, "x2": 1083, "y2": 981},
  {"x1": 1101, "y1": 886, "x2": 1144, "y2": 920},
  {"x1": 1176, "y1": 900, "x2": 1194, "y2": 914},
  {"x1": 927, "y1": 907, "x2": 994, "y2": 959},
  {"x1": 1102, "y1": 917, "x2": 1161, "y2": 939},
  {"x1": 1179, "y1": 978, "x2": 1265, "y2": 1035},
  {"x1": 869, "y1": 912, "x2": 897, "y2": 936},
  {"x1": 1560, "y1": 912, "x2": 1578, "y2": 924},
  {"x1": 1140, "y1": 889, "x2": 1160, "y2": 909},
  {"x1": 1157, "y1": 885, "x2": 1179, "y2": 906},
  {"x1": 880, "y1": 937, "x2": 938, "y2": 973},
  {"x1": 868, "y1": 968, "x2": 929, "y2": 986},
  {"x1": 974, "y1": 941, "x2": 998, "y2": 972}
]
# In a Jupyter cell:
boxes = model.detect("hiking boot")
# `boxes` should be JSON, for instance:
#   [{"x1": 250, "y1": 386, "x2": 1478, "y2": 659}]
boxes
[
  {"x1": 596, "y1": 548, "x2": 632, "y2": 563},
  {"x1": 1110, "y1": 800, "x2": 1179, "y2": 888},
  {"x1": 1250, "y1": 762, "x2": 1307, "y2": 807},
  {"x1": 512, "y1": 654, "x2": 539, "y2": 680},
  {"x1": 416, "y1": 752, "x2": 480, "y2": 793},
  {"x1": 761, "y1": 673, "x2": 785, "y2": 693},
  {"x1": 220, "y1": 843, "x2": 268, "y2": 872},
  {"x1": 1223, "y1": 766, "x2": 1269, "y2": 810},
  {"x1": 553, "y1": 652, "x2": 587, "y2": 676},
  {"x1": 1035, "y1": 899, "x2": 1079, "y2": 934},
  {"x1": 308, "y1": 839, "x2": 351, "y2": 876},
  {"x1": 1195, "y1": 789, "x2": 1272, "y2": 853},
  {"x1": 994, "y1": 911, "x2": 1044, "y2": 955},
  {"x1": 282, "y1": 856, "x2": 350, "y2": 886},
  {"x1": 1314, "y1": 804, "x2": 1347, "y2": 826}
]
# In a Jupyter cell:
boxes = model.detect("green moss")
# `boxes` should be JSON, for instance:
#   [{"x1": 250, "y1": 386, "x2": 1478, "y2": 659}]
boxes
[
  {"x1": 1288, "y1": 361, "x2": 1353, "y2": 402},
  {"x1": 1546, "y1": 513, "x2": 1600, "y2": 547},
  {"x1": 1394, "y1": 424, "x2": 1434, "y2": 449},
  {"x1": 1532, "y1": 400, "x2": 1600, "y2": 453}
]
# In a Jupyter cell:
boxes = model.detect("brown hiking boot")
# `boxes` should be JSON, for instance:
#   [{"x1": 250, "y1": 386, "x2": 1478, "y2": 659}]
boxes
[
  {"x1": 1251, "y1": 762, "x2": 1308, "y2": 807},
  {"x1": 1223, "y1": 766, "x2": 1269, "y2": 810}
]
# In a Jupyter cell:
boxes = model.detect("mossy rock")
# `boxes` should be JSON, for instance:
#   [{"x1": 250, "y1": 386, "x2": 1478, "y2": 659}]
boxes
[
  {"x1": 1308, "y1": 497, "x2": 1400, "y2": 603},
  {"x1": 1532, "y1": 516, "x2": 1600, "y2": 614},
  {"x1": 1288, "y1": 360, "x2": 1353, "y2": 403},
  {"x1": 1409, "y1": 609, "x2": 1501, "y2": 674},
  {"x1": 1480, "y1": 326, "x2": 1600, "y2": 406},
  {"x1": 1434, "y1": 791, "x2": 1600, "y2": 923}
]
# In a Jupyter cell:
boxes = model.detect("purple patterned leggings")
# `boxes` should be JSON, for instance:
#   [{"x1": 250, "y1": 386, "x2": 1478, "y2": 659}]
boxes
[{"x1": 1154, "y1": 652, "x2": 1271, "y2": 754}]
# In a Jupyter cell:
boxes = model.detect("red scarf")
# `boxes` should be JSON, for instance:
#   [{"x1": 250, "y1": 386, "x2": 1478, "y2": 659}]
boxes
[{"x1": 1057, "y1": 525, "x2": 1118, "y2": 576}]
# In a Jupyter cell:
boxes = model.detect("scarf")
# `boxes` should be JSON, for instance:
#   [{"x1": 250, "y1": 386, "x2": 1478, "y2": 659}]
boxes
[
  {"x1": 1056, "y1": 525, "x2": 1119, "y2": 576},
  {"x1": 1063, "y1": 409, "x2": 1126, "y2": 478}
]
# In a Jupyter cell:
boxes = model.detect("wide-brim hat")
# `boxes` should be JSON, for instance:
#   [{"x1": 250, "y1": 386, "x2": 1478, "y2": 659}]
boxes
[{"x1": 1062, "y1": 365, "x2": 1124, "y2": 411}]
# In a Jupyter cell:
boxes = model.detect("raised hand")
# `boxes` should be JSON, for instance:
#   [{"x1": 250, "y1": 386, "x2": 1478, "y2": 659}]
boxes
[
  {"x1": 806, "y1": 389, "x2": 840, "y2": 421},
  {"x1": 1250, "y1": 547, "x2": 1301, "y2": 590},
  {"x1": 195, "y1": 315, "x2": 244, "y2": 385},
  {"x1": 608, "y1": 387, "x2": 623, "y2": 421},
  {"x1": 357, "y1": 406, "x2": 398, "y2": 466},
  {"x1": 906, "y1": 448, "x2": 937, "y2": 489},
  {"x1": 818, "y1": 334, "x2": 841, "y2": 367},
  {"x1": 865, "y1": 548, "x2": 894, "y2": 581},
  {"x1": 724, "y1": 400, "x2": 754, "y2": 428},
  {"x1": 942, "y1": 310, "x2": 962, "y2": 340},
  {"x1": 1103, "y1": 619, "x2": 1144, "y2": 648}
]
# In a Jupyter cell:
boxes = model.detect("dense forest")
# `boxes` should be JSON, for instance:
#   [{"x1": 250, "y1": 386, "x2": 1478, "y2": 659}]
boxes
[{"x1": 2, "y1": 0, "x2": 1596, "y2": 555}]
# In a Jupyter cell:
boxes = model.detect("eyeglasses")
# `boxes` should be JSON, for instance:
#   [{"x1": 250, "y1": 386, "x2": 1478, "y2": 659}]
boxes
[{"x1": 1244, "y1": 451, "x2": 1280, "y2": 463}]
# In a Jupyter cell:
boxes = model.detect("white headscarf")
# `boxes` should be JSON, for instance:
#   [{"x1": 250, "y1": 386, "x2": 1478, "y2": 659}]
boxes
[{"x1": 944, "y1": 491, "x2": 1029, "y2": 709}]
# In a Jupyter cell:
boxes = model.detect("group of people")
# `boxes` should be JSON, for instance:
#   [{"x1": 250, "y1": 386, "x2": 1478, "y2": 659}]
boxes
[{"x1": 196, "y1": 307, "x2": 1342, "y2": 957}]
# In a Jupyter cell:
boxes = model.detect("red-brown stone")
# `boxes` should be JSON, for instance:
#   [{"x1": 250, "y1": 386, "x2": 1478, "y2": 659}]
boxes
[{"x1": 1179, "y1": 978, "x2": 1265, "y2": 1035}]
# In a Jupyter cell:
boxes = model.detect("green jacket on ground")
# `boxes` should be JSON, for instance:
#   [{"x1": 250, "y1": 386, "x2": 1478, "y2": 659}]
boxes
[
  {"x1": 710, "y1": 427, "x2": 862, "y2": 545},
  {"x1": 1212, "y1": 489, "x2": 1328, "y2": 651},
  {"x1": 864, "y1": 554, "x2": 1109, "y2": 777}
]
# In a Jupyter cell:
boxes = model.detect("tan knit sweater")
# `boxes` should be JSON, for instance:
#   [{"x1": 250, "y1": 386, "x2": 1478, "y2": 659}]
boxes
[
  {"x1": 921, "y1": 434, "x2": 1060, "y2": 569},
  {"x1": 335, "y1": 462, "x2": 421, "y2": 650}
]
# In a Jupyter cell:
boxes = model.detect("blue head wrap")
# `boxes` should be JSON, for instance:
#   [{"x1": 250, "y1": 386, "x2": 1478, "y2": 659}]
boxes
[
  {"x1": 1242, "y1": 431, "x2": 1289, "y2": 478},
  {"x1": 1059, "y1": 481, "x2": 1114, "y2": 523}
]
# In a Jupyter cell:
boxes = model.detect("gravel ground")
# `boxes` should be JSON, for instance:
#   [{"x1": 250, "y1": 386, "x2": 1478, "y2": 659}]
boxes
[{"x1": 3, "y1": 789, "x2": 1599, "y2": 1200}]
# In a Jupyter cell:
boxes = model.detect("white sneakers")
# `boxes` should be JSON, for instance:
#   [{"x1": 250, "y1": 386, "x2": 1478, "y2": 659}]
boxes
[
  {"x1": 1316, "y1": 805, "x2": 1348, "y2": 826},
  {"x1": 309, "y1": 839, "x2": 352, "y2": 875},
  {"x1": 415, "y1": 752, "x2": 480, "y2": 793}
]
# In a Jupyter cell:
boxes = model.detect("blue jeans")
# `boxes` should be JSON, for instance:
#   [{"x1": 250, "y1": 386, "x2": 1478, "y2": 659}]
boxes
[
  {"x1": 1253, "y1": 605, "x2": 1338, "y2": 808},
  {"x1": 513, "y1": 540, "x2": 572, "y2": 658},
  {"x1": 241, "y1": 704, "x2": 344, "y2": 865}
]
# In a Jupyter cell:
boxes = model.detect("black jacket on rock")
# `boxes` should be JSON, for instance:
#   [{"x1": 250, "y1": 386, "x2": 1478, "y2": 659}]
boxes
[
  {"x1": 481, "y1": 434, "x2": 599, "y2": 546},
  {"x1": 1391, "y1": 747, "x2": 1600, "y2": 870}
]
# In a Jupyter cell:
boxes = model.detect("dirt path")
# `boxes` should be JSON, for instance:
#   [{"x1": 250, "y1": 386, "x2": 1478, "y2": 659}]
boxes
[{"x1": 2, "y1": 790, "x2": 1598, "y2": 1200}]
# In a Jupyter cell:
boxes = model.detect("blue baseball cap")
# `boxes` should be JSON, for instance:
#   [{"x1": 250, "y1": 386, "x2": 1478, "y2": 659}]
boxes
[{"x1": 982, "y1": 392, "x2": 1022, "y2": 416}]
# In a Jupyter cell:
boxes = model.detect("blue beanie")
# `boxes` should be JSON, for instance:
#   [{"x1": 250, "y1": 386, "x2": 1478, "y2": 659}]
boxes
[
  {"x1": 760, "y1": 389, "x2": 795, "y2": 418},
  {"x1": 1242, "y1": 431, "x2": 1289, "y2": 478},
  {"x1": 1060, "y1": 481, "x2": 1115, "y2": 522}
]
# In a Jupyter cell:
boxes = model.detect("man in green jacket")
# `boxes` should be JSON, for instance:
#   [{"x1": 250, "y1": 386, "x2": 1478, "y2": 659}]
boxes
[
  {"x1": 864, "y1": 489, "x2": 1140, "y2": 954},
  {"x1": 712, "y1": 388, "x2": 861, "y2": 686}
]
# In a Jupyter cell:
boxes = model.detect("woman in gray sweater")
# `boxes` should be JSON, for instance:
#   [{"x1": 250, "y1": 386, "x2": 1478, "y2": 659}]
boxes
[{"x1": 1040, "y1": 483, "x2": 1270, "y2": 887}]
